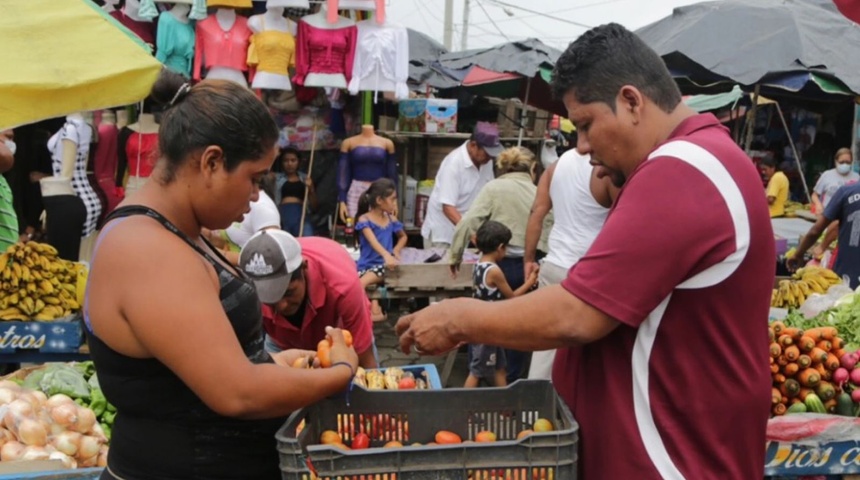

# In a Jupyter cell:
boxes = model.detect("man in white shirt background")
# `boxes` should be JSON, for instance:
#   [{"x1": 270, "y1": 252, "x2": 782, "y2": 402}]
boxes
[{"x1": 421, "y1": 122, "x2": 502, "y2": 248}]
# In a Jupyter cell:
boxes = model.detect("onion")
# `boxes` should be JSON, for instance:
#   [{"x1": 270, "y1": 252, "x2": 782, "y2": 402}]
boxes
[
  {"x1": 0, "y1": 428, "x2": 15, "y2": 443},
  {"x1": 97, "y1": 445, "x2": 109, "y2": 467},
  {"x1": 0, "y1": 441, "x2": 24, "y2": 461},
  {"x1": 21, "y1": 445, "x2": 51, "y2": 461},
  {"x1": 0, "y1": 381, "x2": 21, "y2": 390},
  {"x1": 17, "y1": 392, "x2": 41, "y2": 411},
  {"x1": 72, "y1": 407, "x2": 96, "y2": 434},
  {"x1": 77, "y1": 435, "x2": 100, "y2": 460},
  {"x1": 90, "y1": 422, "x2": 107, "y2": 443},
  {"x1": 30, "y1": 390, "x2": 47, "y2": 406},
  {"x1": 50, "y1": 431, "x2": 81, "y2": 456},
  {"x1": 78, "y1": 454, "x2": 99, "y2": 468},
  {"x1": 17, "y1": 418, "x2": 47, "y2": 446},
  {"x1": 4, "y1": 399, "x2": 34, "y2": 432},
  {"x1": 45, "y1": 394, "x2": 74, "y2": 409},
  {"x1": 50, "y1": 403, "x2": 78, "y2": 427},
  {"x1": 49, "y1": 451, "x2": 77, "y2": 469},
  {"x1": 0, "y1": 387, "x2": 17, "y2": 405}
]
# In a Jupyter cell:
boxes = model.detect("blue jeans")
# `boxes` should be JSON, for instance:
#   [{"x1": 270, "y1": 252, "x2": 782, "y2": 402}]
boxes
[
  {"x1": 497, "y1": 256, "x2": 528, "y2": 383},
  {"x1": 279, "y1": 203, "x2": 314, "y2": 237}
]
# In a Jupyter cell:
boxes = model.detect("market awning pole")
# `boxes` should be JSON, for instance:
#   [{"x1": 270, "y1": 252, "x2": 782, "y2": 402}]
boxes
[
  {"x1": 518, "y1": 76, "x2": 533, "y2": 147},
  {"x1": 775, "y1": 102, "x2": 812, "y2": 204},
  {"x1": 299, "y1": 125, "x2": 318, "y2": 238},
  {"x1": 744, "y1": 84, "x2": 761, "y2": 154}
]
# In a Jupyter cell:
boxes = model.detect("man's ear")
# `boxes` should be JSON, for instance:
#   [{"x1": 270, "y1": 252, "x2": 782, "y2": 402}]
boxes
[{"x1": 618, "y1": 85, "x2": 645, "y2": 125}]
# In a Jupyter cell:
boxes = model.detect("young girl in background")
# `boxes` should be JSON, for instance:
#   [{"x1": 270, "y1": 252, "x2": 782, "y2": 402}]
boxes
[
  {"x1": 275, "y1": 147, "x2": 316, "y2": 237},
  {"x1": 465, "y1": 220, "x2": 538, "y2": 388},
  {"x1": 355, "y1": 178, "x2": 407, "y2": 322}
]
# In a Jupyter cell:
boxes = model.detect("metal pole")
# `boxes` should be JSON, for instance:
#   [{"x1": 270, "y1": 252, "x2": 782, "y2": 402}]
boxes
[
  {"x1": 460, "y1": 0, "x2": 470, "y2": 51},
  {"x1": 517, "y1": 77, "x2": 532, "y2": 147},
  {"x1": 443, "y1": 0, "x2": 454, "y2": 50},
  {"x1": 775, "y1": 102, "x2": 812, "y2": 204},
  {"x1": 744, "y1": 84, "x2": 761, "y2": 154}
]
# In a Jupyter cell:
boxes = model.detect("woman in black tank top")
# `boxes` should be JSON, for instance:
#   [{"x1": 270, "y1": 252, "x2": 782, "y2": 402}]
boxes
[{"x1": 84, "y1": 70, "x2": 358, "y2": 480}]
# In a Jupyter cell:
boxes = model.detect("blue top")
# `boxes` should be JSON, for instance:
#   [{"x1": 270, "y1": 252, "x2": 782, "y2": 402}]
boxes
[
  {"x1": 823, "y1": 182, "x2": 860, "y2": 288},
  {"x1": 356, "y1": 213, "x2": 403, "y2": 271},
  {"x1": 155, "y1": 11, "x2": 195, "y2": 77},
  {"x1": 338, "y1": 146, "x2": 398, "y2": 201}
]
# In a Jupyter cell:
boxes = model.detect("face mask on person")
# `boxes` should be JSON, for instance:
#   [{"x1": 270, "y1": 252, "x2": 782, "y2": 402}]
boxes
[
  {"x1": 3, "y1": 140, "x2": 15, "y2": 156},
  {"x1": 837, "y1": 163, "x2": 852, "y2": 175}
]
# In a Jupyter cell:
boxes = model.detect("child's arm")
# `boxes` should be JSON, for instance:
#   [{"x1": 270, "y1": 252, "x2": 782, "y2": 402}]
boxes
[
  {"x1": 486, "y1": 266, "x2": 537, "y2": 299},
  {"x1": 358, "y1": 216, "x2": 398, "y2": 268},
  {"x1": 392, "y1": 230, "x2": 407, "y2": 259}
]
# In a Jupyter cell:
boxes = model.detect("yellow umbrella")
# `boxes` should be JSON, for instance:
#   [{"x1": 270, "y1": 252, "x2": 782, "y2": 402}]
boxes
[{"x1": 0, "y1": 0, "x2": 162, "y2": 129}]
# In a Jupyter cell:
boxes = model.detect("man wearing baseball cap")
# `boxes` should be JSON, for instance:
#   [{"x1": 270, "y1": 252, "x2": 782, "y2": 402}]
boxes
[
  {"x1": 421, "y1": 122, "x2": 501, "y2": 248},
  {"x1": 239, "y1": 230, "x2": 377, "y2": 368}
]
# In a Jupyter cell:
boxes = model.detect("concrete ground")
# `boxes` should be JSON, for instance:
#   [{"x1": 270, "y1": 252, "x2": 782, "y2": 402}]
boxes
[{"x1": 372, "y1": 303, "x2": 470, "y2": 388}]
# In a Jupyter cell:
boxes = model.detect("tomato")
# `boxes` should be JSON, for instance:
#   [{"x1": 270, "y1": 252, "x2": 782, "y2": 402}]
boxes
[
  {"x1": 434, "y1": 430, "x2": 462, "y2": 444},
  {"x1": 383, "y1": 440, "x2": 403, "y2": 448},
  {"x1": 351, "y1": 433, "x2": 370, "y2": 450},
  {"x1": 324, "y1": 329, "x2": 354, "y2": 347},
  {"x1": 398, "y1": 377, "x2": 416, "y2": 389},
  {"x1": 317, "y1": 339, "x2": 332, "y2": 368},
  {"x1": 533, "y1": 418, "x2": 554, "y2": 432},
  {"x1": 320, "y1": 430, "x2": 342, "y2": 445},
  {"x1": 474, "y1": 431, "x2": 497, "y2": 442},
  {"x1": 516, "y1": 429, "x2": 533, "y2": 439}
]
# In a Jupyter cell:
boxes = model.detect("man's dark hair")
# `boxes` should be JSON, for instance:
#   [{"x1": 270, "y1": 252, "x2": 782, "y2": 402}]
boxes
[
  {"x1": 475, "y1": 220, "x2": 512, "y2": 254},
  {"x1": 760, "y1": 157, "x2": 777, "y2": 169},
  {"x1": 551, "y1": 23, "x2": 682, "y2": 113}
]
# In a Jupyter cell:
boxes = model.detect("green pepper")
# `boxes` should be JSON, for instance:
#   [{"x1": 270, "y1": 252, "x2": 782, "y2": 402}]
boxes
[
  {"x1": 102, "y1": 410, "x2": 116, "y2": 425},
  {"x1": 99, "y1": 422, "x2": 112, "y2": 442},
  {"x1": 88, "y1": 388, "x2": 107, "y2": 418}
]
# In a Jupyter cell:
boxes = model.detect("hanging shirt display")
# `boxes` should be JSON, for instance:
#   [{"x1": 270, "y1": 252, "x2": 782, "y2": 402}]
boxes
[
  {"x1": 293, "y1": 21, "x2": 356, "y2": 86},
  {"x1": 47, "y1": 119, "x2": 102, "y2": 237},
  {"x1": 156, "y1": 11, "x2": 196, "y2": 77},
  {"x1": 348, "y1": 21, "x2": 409, "y2": 101},
  {"x1": 110, "y1": 10, "x2": 156, "y2": 46},
  {"x1": 247, "y1": 18, "x2": 296, "y2": 77},
  {"x1": 193, "y1": 15, "x2": 252, "y2": 81},
  {"x1": 327, "y1": 0, "x2": 385, "y2": 23}
]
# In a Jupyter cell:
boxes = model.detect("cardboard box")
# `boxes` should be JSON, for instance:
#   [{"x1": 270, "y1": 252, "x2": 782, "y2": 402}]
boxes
[
  {"x1": 425, "y1": 99, "x2": 458, "y2": 133},
  {"x1": 398, "y1": 99, "x2": 426, "y2": 132}
]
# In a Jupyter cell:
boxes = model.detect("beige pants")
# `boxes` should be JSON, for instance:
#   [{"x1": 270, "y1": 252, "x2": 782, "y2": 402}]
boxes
[{"x1": 528, "y1": 260, "x2": 570, "y2": 380}]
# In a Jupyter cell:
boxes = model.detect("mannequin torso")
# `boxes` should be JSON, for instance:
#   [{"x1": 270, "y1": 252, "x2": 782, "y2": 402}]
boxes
[
  {"x1": 156, "y1": 4, "x2": 195, "y2": 76},
  {"x1": 170, "y1": 4, "x2": 190, "y2": 22},
  {"x1": 337, "y1": 125, "x2": 396, "y2": 220},
  {"x1": 204, "y1": 9, "x2": 249, "y2": 86},
  {"x1": 119, "y1": 114, "x2": 159, "y2": 191},
  {"x1": 267, "y1": 0, "x2": 308, "y2": 6},
  {"x1": 248, "y1": 8, "x2": 295, "y2": 90},
  {"x1": 297, "y1": 6, "x2": 356, "y2": 89}
]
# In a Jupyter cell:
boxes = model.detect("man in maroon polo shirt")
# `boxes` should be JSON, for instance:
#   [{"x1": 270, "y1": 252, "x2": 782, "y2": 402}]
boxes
[{"x1": 395, "y1": 23, "x2": 773, "y2": 479}]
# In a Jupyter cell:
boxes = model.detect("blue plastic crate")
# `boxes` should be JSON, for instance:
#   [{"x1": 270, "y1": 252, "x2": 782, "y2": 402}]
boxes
[
  {"x1": 359, "y1": 364, "x2": 442, "y2": 390},
  {"x1": 0, "y1": 467, "x2": 103, "y2": 479}
]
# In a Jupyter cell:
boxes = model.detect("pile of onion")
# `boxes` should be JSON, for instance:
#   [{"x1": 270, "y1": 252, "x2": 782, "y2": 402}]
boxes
[{"x1": 0, "y1": 380, "x2": 108, "y2": 468}]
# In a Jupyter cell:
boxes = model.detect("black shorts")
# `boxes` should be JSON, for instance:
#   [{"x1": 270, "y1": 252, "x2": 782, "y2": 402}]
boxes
[
  {"x1": 358, "y1": 265, "x2": 385, "y2": 278},
  {"x1": 468, "y1": 344, "x2": 507, "y2": 379}
]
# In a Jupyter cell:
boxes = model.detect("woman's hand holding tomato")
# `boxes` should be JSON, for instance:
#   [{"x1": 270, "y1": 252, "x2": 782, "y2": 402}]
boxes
[{"x1": 318, "y1": 327, "x2": 358, "y2": 373}]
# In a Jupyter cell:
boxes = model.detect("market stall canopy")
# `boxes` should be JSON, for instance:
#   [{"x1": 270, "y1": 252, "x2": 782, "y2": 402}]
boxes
[
  {"x1": 407, "y1": 29, "x2": 460, "y2": 90},
  {"x1": 834, "y1": 0, "x2": 860, "y2": 24},
  {"x1": 439, "y1": 39, "x2": 565, "y2": 116},
  {"x1": 637, "y1": 0, "x2": 860, "y2": 97},
  {"x1": 0, "y1": 0, "x2": 162, "y2": 130}
]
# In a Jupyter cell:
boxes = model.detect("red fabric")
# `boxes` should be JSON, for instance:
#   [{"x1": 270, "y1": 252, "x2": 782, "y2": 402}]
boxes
[
  {"x1": 834, "y1": 0, "x2": 860, "y2": 24},
  {"x1": 293, "y1": 21, "x2": 357, "y2": 86},
  {"x1": 125, "y1": 132, "x2": 158, "y2": 179},
  {"x1": 110, "y1": 11, "x2": 156, "y2": 46},
  {"x1": 93, "y1": 123, "x2": 122, "y2": 215},
  {"x1": 327, "y1": 0, "x2": 386, "y2": 24},
  {"x1": 261, "y1": 237, "x2": 373, "y2": 355},
  {"x1": 553, "y1": 114, "x2": 774, "y2": 479},
  {"x1": 193, "y1": 16, "x2": 252, "y2": 81}
]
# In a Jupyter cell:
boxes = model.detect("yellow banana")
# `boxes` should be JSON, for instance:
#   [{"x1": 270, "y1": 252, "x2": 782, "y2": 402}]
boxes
[
  {"x1": 26, "y1": 282, "x2": 36, "y2": 294},
  {"x1": 39, "y1": 280, "x2": 54, "y2": 295},
  {"x1": 34, "y1": 243, "x2": 58, "y2": 257},
  {"x1": 33, "y1": 298, "x2": 44, "y2": 314},
  {"x1": 7, "y1": 292, "x2": 18, "y2": 305},
  {"x1": 66, "y1": 299, "x2": 80, "y2": 310},
  {"x1": 11, "y1": 263, "x2": 21, "y2": 279},
  {"x1": 797, "y1": 280, "x2": 811, "y2": 296},
  {"x1": 0, "y1": 254, "x2": 9, "y2": 272},
  {"x1": 42, "y1": 296, "x2": 60, "y2": 306}
]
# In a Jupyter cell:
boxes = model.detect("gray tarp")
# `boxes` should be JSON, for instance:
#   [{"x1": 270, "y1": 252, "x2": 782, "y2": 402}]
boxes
[
  {"x1": 407, "y1": 29, "x2": 460, "y2": 90},
  {"x1": 439, "y1": 38, "x2": 561, "y2": 77},
  {"x1": 636, "y1": 0, "x2": 860, "y2": 95}
]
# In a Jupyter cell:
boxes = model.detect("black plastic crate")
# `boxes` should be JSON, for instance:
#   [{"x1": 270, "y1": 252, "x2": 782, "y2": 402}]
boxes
[{"x1": 276, "y1": 380, "x2": 578, "y2": 480}]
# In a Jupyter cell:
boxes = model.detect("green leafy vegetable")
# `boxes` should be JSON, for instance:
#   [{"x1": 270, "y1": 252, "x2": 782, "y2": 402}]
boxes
[{"x1": 39, "y1": 364, "x2": 90, "y2": 400}]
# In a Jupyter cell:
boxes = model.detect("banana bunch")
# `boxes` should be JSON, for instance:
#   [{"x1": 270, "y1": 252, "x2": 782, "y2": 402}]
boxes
[
  {"x1": 771, "y1": 267, "x2": 842, "y2": 309},
  {"x1": 0, "y1": 242, "x2": 82, "y2": 321}
]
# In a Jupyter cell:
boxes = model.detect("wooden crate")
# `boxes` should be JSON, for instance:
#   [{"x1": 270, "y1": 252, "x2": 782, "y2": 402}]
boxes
[
  {"x1": 492, "y1": 98, "x2": 551, "y2": 138},
  {"x1": 385, "y1": 262, "x2": 475, "y2": 290},
  {"x1": 426, "y1": 140, "x2": 463, "y2": 180}
]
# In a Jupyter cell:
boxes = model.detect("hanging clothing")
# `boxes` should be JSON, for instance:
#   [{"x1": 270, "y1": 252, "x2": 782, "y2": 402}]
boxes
[
  {"x1": 156, "y1": 11, "x2": 196, "y2": 77},
  {"x1": 85, "y1": 206, "x2": 283, "y2": 480},
  {"x1": 93, "y1": 122, "x2": 122, "y2": 216},
  {"x1": 348, "y1": 21, "x2": 409, "y2": 101},
  {"x1": 110, "y1": 10, "x2": 156, "y2": 46},
  {"x1": 194, "y1": 16, "x2": 252, "y2": 81},
  {"x1": 206, "y1": 0, "x2": 252, "y2": 8},
  {"x1": 247, "y1": 17, "x2": 296, "y2": 76},
  {"x1": 116, "y1": 128, "x2": 158, "y2": 186},
  {"x1": 47, "y1": 119, "x2": 103, "y2": 237},
  {"x1": 293, "y1": 20, "x2": 357, "y2": 86}
]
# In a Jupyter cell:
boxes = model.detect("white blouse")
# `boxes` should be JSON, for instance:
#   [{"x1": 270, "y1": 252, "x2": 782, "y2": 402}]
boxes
[{"x1": 348, "y1": 20, "x2": 409, "y2": 101}]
